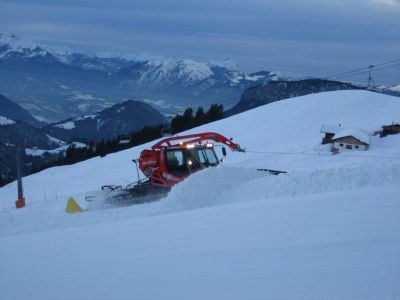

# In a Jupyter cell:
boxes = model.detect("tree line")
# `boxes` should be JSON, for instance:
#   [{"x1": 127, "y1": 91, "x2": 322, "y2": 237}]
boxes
[{"x1": 171, "y1": 104, "x2": 224, "y2": 133}]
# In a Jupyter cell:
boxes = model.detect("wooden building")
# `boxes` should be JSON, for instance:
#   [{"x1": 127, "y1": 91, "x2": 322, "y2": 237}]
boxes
[
  {"x1": 320, "y1": 124, "x2": 342, "y2": 144},
  {"x1": 332, "y1": 129, "x2": 370, "y2": 151},
  {"x1": 381, "y1": 123, "x2": 400, "y2": 137}
]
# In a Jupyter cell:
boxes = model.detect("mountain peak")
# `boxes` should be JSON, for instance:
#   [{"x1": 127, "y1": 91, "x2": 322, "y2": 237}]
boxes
[
  {"x1": 0, "y1": 32, "x2": 40, "y2": 50},
  {"x1": 0, "y1": 32, "x2": 51, "y2": 59},
  {"x1": 0, "y1": 32, "x2": 18, "y2": 40},
  {"x1": 208, "y1": 59, "x2": 238, "y2": 71}
]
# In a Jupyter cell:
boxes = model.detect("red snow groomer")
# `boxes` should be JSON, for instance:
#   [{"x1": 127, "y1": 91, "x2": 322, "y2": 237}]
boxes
[
  {"x1": 139, "y1": 132, "x2": 244, "y2": 188},
  {"x1": 88, "y1": 132, "x2": 245, "y2": 207}
]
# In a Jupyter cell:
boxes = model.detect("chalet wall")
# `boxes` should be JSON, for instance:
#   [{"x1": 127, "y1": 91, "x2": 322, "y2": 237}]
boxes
[
  {"x1": 332, "y1": 136, "x2": 369, "y2": 151},
  {"x1": 333, "y1": 141, "x2": 367, "y2": 151},
  {"x1": 333, "y1": 136, "x2": 367, "y2": 146}
]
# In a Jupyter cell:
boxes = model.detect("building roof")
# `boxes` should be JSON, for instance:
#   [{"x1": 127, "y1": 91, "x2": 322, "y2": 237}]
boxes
[
  {"x1": 320, "y1": 124, "x2": 343, "y2": 134},
  {"x1": 332, "y1": 129, "x2": 370, "y2": 144}
]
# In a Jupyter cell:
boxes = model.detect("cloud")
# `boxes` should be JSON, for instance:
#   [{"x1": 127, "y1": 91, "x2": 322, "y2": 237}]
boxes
[{"x1": 370, "y1": 0, "x2": 400, "y2": 6}]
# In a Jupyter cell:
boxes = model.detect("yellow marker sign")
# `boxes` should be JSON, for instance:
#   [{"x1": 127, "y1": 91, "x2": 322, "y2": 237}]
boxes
[{"x1": 65, "y1": 197, "x2": 83, "y2": 213}]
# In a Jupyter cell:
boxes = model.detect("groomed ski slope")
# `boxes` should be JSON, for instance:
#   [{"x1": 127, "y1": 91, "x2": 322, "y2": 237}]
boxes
[{"x1": 1, "y1": 90, "x2": 400, "y2": 300}]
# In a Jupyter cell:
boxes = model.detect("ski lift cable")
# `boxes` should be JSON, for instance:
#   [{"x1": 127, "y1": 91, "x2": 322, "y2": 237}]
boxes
[
  {"x1": 334, "y1": 62, "x2": 400, "y2": 79},
  {"x1": 336, "y1": 63, "x2": 400, "y2": 80},
  {"x1": 327, "y1": 58, "x2": 400, "y2": 78},
  {"x1": 245, "y1": 149, "x2": 400, "y2": 160},
  {"x1": 198, "y1": 58, "x2": 400, "y2": 109}
]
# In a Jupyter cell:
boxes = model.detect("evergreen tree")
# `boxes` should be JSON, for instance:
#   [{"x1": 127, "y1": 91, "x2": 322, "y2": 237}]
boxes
[
  {"x1": 194, "y1": 107, "x2": 206, "y2": 125},
  {"x1": 206, "y1": 104, "x2": 224, "y2": 122}
]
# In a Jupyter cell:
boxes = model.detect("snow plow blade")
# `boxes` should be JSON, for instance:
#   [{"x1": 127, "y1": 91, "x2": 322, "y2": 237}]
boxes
[{"x1": 256, "y1": 168, "x2": 287, "y2": 175}]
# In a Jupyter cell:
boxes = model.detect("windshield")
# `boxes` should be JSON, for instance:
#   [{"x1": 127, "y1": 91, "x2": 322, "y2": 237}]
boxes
[
  {"x1": 196, "y1": 148, "x2": 219, "y2": 166},
  {"x1": 165, "y1": 147, "x2": 219, "y2": 177}
]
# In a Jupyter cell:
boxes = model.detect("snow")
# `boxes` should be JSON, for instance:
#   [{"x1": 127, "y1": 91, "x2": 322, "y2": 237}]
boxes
[
  {"x1": 116, "y1": 106, "x2": 125, "y2": 113},
  {"x1": 143, "y1": 98, "x2": 183, "y2": 112},
  {"x1": 25, "y1": 142, "x2": 86, "y2": 157},
  {"x1": 1, "y1": 90, "x2": 400, "y2": 300},
  {"x1": 389, "y1": 84, "x2": 400, "y2": 92},
  {"x1": 230, "y1": 72, "x2": 244, "y2": 84},
  {"x1": 120, "y1": 56, "x2": 217, "y2": 83},
  {"x1": 70, "y1": 90, "x2": 100, "y2": 101},
  {"x1": 24, "y1": 147, "x2": 47, "y2": 156},
  {"x1": 0, "y1": 32, "x2": 36, "y2": 50},
  {"x1": 0, "y1": 32, "x2": 48, "y2": 59},
  {"x1": 177, "y1": 59, "x2": 213, "y2": 81},
  {"x1": 320, "y1": 123, "x2": 342, "y2": 133},
  {"x1": 75, "y1": 114, "x2": 98, "y2": 121},
  {"x1": 0, "y1": 115, "x2": 15, "y2": 126},
  {"x1": 333, "y1": 128, "x2": 370, "y2": 144},
  {"x1": 54, "y1": 120, "x2": 75, "y2": 130},
  {"x1": 244, "y1": 74, "x2": 266, "y2": 81},
  {"x1": 46, "y1": 134, "x2": 66, "y2": 146},
  {"x1": 32, "y1": 114, "x2": 48, "y2": 123},
  {"x1": 208, "y1": 58, "x2": 238, "y2": 70},
  {"x1": 229, "y1": 72, "x2": 270, "y2": 84}
]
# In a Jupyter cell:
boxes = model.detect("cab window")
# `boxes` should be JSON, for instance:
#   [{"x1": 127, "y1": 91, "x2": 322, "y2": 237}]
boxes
[{"x1": 165, "y1": 150, "x2": 188, "y2": 177}]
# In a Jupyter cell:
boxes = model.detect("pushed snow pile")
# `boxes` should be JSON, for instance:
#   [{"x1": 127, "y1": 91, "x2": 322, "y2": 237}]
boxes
[
  {"x1": 158, "y1": 166, "x2": 267, "y2": 212},
  {"x1": 1, "y1": 90, "x2": 400, "y2": 300},
  {"x1": 161, "y1": 162, "x2": 400, "y2": 213}
]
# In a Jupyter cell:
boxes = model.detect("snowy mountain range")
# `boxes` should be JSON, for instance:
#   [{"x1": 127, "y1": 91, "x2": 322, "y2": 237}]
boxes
[{"x1": 0, "y1": 33, "x2": 277, "y2": 122}]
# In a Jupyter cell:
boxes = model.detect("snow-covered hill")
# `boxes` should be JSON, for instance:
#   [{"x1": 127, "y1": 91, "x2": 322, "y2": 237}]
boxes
[{"x1": 1, "y1": 90, "x2": 399, "y2": 300}]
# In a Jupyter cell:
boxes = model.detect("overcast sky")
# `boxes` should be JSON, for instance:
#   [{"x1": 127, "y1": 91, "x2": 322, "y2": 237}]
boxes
[{"x1": 1, "y1": 0, "x2": 399, "y2": 85}]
